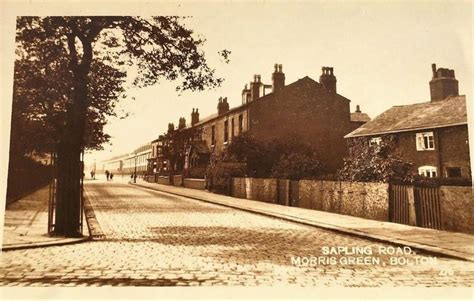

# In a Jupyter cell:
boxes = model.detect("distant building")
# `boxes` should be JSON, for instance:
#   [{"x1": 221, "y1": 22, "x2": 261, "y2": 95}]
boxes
[
  {"x1": 345, "y1": 64, "x2": 470, "y2": 179},
  {"x1": 158, "y1": 64, "x2": 370, "y2": 175},
  {"x1": 102, "y1": 143, "x2": 152, "y2": 176}
]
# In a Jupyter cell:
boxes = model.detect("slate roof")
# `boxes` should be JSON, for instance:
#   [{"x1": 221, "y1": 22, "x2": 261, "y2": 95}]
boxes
[{"x1": 345, "y1": 95, "x2": 467, "y2": 138}]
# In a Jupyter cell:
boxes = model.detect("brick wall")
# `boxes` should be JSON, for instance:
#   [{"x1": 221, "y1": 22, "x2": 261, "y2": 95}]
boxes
[
  {"x1": 277, "y1": 179, "x2": 290, "y2": 206},
  {"x1": 231, "y1": 178, "x2": 246, "y2": 199},
  {"x1": 248, "y1": 78, "x2": 354, "y2": 173},
  {"x1": 157, "y1": 176, "x2": 170, "y2": 185},
  {"x1": 439, "y1": 186, "x2": 474, "y2": 234},
  {"x1": 298, "y1": 180, "x2": 388, "y2": 221},
  {"x1": 394, "y1": 125, "x2": 470, "y2": 178},
  {"x1": 231, "y1": 178, "x2": 278, "y2": 203},
  {"x1": 183, "y1": 178, "x2": 206, "y2": 190},
  {"x1": 229, "y1": 177, "x2": 473, "y2": 233},
  {"x1": 173, "y1": 175, "x2": 183, "y2": 187},
  {"x1": 200, "y1": 108, "x2": 248, "y2": 152},
  {"x1": 231, "y1": 177, "x2": 389, "y2": 221}
]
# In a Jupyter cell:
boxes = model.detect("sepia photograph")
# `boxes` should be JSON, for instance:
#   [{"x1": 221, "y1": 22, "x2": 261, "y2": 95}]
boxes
[{"x1": 0, "y1": 0, "x2": 472, "y2": 299}]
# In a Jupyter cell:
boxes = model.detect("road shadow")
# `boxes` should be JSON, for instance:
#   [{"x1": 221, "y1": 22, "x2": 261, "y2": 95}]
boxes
[
  {"x1": 148, "y1": 225, "x2": 388, "y2": 267},
  {"x1": 86, "y1": 185, "x2": 228, "y2": 214}
]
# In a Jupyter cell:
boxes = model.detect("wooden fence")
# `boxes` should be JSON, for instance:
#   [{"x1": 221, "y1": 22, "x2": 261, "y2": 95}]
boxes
[
  {"x1": 414, "y1": 186, "x2": 442, "y2": 230},
  {"x1": 389, "y1": 184, "x2": 411, "y2": 225},
  {"x1": 389, "y1": 184, "x2": 443, "y2": 230}
]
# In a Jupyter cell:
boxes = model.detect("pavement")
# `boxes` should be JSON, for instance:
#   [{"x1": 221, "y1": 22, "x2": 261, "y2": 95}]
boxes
[
  {"x1": 2, "y1": 185, "x2": 89, "y2": 251},
  {"x1": 132, "y1": 179, "x2": 474, "y2": 262}
]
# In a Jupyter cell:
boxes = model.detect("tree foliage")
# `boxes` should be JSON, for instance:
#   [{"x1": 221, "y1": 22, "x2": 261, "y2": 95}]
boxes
[
  {"x1": 13, "y1": 16, "x2": 227, "y2": 154},
  {"x1": 12, "y1": 16, "x2": 228, "y2": 236},
  {"x1": 210, "y1": 132, "x2": 323, "y2": 180},
  {"x1": 338, "y1": 135, "x2": 415, "y2": 183}
]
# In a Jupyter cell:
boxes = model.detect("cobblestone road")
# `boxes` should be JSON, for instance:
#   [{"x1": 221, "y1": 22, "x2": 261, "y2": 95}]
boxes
[{"x1": 1, "y1": 181, "x2": 473, "y2": 287}]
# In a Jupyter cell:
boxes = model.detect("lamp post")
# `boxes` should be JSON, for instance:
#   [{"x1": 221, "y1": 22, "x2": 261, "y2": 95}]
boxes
[{"x1": 134, "y1": 152, "x2": 137, "y2": 183}]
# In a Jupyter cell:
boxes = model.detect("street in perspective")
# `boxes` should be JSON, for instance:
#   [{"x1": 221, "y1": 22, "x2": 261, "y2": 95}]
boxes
[
  {"x1": 1, "y1": 178, "x2": 473, "y2": 287},
  {"x1": 1, "y1": 2, "x2": 473, "y2": 295}
]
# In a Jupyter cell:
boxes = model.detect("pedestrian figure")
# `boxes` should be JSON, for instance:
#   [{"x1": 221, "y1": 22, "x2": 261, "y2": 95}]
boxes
[
  {"x1": 133, "y1": 172, "x2": 137, "y2": 183},
  {"x1": 105, "y1": 170, "x2": 110, "y2": 181},
  {"x1": 110, "y1": 173, "x2": 114, "y2": 181},
  {"x1": 90, "y1": 170, "x2": 94, "y2": 179}
]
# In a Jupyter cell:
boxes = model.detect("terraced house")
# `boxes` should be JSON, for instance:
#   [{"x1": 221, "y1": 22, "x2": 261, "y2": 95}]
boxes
[
  {"x1": 152, "y1": 64, "x2": 370, "y2": 177},
  {"x1": 345, "y1": 64, "x2": 471, "y2": 179}
]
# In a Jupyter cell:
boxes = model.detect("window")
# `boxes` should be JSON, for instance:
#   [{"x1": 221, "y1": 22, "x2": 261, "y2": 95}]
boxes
[
  {"x1": 370, "y1": 137, "x2": 381, "y2": 146},
  {"x1": 231, "y1": 118, "x2": 235, "y2": 138},
  {"x1": 418, "y1": 166, "x2": 437, "y2": 178},
  {"x1": 224, "y1": 120, "x2": 228, "y2": 143},
  {"x1": 447, "y1": 167, "x2": 462, "y2": 178},
  {"x1": 238, "y1": 114, "x2": 243, "y2": 133},
  {"x1": 211, "y1": 125, "x2": 215, "y2": 146},
  {"x1": 416, "y1": 132, "x2": 435, "y2": 151}
]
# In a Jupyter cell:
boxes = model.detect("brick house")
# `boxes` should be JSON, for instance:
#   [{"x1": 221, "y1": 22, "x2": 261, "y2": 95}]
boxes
[
  {"x1": 345, "y1": 64, "x2": 471, "y2": 179},
  {"x1": 153, "y1": 64, "x2": 369, "y2": 176}
]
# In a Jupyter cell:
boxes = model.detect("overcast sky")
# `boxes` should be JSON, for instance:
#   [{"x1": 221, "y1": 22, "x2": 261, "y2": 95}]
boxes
[{"x1": 1, "y1": 1, "x2": 472, "y2": 168}]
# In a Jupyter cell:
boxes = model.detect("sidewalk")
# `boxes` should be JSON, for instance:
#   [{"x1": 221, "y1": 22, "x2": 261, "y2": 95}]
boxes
[
  {"x1": 2, "y1": 185, "x2": 89, "y2": 251},
  {"x1": 133, "y1": 180, "x2": 474, "y2": 262}
]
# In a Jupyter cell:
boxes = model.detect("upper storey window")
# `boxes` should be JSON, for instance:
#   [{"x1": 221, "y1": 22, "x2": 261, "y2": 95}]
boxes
[{"x1": 416, "y1": 132, "x2": 435, "y2": 151}]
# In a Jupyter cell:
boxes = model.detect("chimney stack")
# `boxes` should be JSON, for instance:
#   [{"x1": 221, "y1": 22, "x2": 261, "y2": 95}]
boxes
[
  {"x1": 250, "y1": 74, "x2": 263, "y2": 101},
  {"x1": 217, "y1": 97, "x2": 230, "y2": 115},
  {"x1": 355, "y1": 105, "x2": 361, "y2": 113},
  {"x1": 429, "y1": 63, "x2": 459, "y2": 102},
  {"x1": 272, "y1": 63, "x2": 285, "y2": 93},
  {"x1": 191, "y1": 108, "x2": 199, "y2": 126},
  {"x1": 178, "y1": 117, "x2": 186, "y2": 130},
  {"x1": 167, "y1": 123, "x2": 175, "y2": 134},
  {"x1": 319, "y1": 66, "x2": 337, "y2": 93},
  {"x1": 241, "y1": 84, "x2": 251, "y2": 104}
]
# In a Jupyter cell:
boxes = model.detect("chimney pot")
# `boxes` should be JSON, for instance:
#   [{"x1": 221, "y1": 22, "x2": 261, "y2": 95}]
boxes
[
  {"x1": 356, "y1": 105, "x2": 361, "y2": 113},
  {"x1": 431, "y1": 63, "x2": 437, "y2": 77}
]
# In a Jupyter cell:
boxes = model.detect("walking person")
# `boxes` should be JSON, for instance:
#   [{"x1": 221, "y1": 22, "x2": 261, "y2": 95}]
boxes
[
  {"x1": 105, "y1": 170, "x2": 110, "y2": 181},
  {"x1": 110, "y1": 173, "x2": 114, "y2": 181}
]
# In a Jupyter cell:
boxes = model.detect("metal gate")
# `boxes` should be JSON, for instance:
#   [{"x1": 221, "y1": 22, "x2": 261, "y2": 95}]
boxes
[
  {"x1": 414, "y1": 186, "x2": 443, "y2": 230},
  {"x1": 389, "y1": 184, "x2": 410, "y2": 225},
  {"x1": 47, "y1": 152, "x2": 57, "y2": 234}
]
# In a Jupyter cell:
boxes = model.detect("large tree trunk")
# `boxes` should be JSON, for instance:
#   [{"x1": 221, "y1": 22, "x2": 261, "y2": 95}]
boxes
[
  {"x1": 53, "y1": 65, "x2": 88, "y2": 237},
  {"x1": 54, "y1": 141, "x2": 82, "y2": 237}
]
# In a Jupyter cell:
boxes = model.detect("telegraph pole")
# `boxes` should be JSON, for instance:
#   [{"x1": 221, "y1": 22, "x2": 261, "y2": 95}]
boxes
[{"x1": 134, "y1": 152, "x2": 137, "y2": 183}]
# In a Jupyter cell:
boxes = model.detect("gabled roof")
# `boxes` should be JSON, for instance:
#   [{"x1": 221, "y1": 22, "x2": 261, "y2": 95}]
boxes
[
  {"x1": 184, "y1": 75, "x2": 353, "y2": 129},
  {"x1": 345, "y1": 95, "x2": 467, "y2": 138}
]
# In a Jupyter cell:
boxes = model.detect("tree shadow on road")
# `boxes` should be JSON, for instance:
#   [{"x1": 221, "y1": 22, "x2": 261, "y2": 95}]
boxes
[{"x1": 148, "y1": 225, "x2": 386, "y2": 268}]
